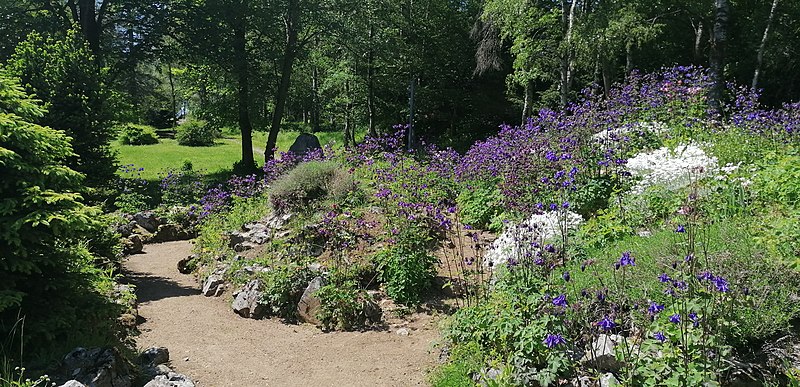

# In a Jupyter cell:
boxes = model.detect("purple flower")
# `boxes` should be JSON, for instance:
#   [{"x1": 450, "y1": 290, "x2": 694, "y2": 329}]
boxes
[
  {"x1": 562, "y1": 271, "x2": 571, "y2": 282},
  {"x1": 653, "y1": 331, "x2": 667, "y2": 342},
  {"x1": 596, "y1": 317, "x2": 616, "y2": 331},
  {"x1": 669, "y1": 314, "x2": 681, "y2": 324},
  {"x1": 712, "y1": 276, "x2": 729, "y2": 292},
  {"x1": 648, "y1": 302, "x2": 665, "y2": 315},
  {"x1": 698, "y1": 271, "x2": 714, "y2": 281},
  {"x1": 676, "y1": 225, "x2": 686, "y2": 233},
  {"x1": 618, "y1": 251, "x2": 635, "y2": 267},
  {"x1": 659, "y1": 273, "x2": 671, "y2": 283},
  {"x1": 552, "y1": 294, "x2": 568, "y2": 307},
  {"x1": 544, "y1": 333, "x2": 566, "y2": 348}
]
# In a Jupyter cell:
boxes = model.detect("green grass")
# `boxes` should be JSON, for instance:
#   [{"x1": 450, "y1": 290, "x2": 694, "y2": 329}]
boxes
[
  {"x1": 115, "y1": 128, "x2": 365, "y2": 181},
  {"x1": 113, "y1": 138, "x2": 245, "y2": 180}
]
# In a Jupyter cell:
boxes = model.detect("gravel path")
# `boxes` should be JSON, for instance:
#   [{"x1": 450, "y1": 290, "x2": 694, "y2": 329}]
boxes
[{"x1": 126, "y1": 241, "x2": 438, "y2": 387}]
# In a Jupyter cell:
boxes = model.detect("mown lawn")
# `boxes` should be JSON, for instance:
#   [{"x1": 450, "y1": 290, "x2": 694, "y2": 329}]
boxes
[{"x1": 114, "y1": 130, "x2": 355, "y2": 180}]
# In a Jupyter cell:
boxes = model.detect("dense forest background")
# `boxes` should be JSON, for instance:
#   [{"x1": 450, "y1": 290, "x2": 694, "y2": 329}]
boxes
[{"x1": 1, "y1": 0, "x2": 798, "y2": 170}]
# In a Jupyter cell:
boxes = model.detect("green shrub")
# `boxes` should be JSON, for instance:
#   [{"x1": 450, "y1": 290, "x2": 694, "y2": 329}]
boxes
[
  {"x1": 315, "y1": 280, "x2": 378, "y2": 331},
  {"x1": 375, "y1": 241, "x2": 437, "y2": 306},
  {"x1": 269, "y1": 161, "x2": 339, "y2": 213},
  {"x1": 117, "y1": 123, "x2": 159, "y2": 145},
  {"x1": 0, "y1": 69, "x2": 123, "y2": 364},
  {"x1": 456, "y1": 180, "x2": 503, "y2": 231},
  {"x1": 7, "y1": 29, "x2": 116, "y2": 189},
  {"x1": 256, "y1": 264, "x2": 313, "y2": 320},
  {"x1": 176, "y1": 119, "x2": 217, "y2": 146}
]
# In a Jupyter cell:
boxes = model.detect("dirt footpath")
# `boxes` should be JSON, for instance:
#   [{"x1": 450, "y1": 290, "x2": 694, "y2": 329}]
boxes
[{"x1": 125, "y1": 241, "x2": 439, "y2": 387}]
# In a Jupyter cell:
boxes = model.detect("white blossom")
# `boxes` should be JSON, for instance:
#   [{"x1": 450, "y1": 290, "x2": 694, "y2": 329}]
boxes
[
  {"x1": 484, "y1": 210, "x2": 583, "y2": 268},
  {"x1": 592, "y1": 121, "x2": 669, "y2": 142},
  {"x1": 626, "y1": 144, "x2": 718, "y2": 194}
]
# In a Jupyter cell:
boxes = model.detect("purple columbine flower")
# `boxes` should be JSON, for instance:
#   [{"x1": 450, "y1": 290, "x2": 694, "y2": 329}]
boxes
[
  {"x1": 648, "y1": 302, "x2": 665, "y2": 315},
  {"x1": 713, "y1": 276, "x2": 729, "y2": 292},
  {"x1": 596, "y1": 317, "x2": 616, "y2": 331},
  {"x1": 619, "y1": 251, "x2": 635, "y2": 267},
  {"x1": 669, "y1": 314, "x2": 681, "y2": 324},
  {"x1": 562, "y1": 271, "x2": 571, "y2": 282},
  {"x1": 698, "y1": 271, "x2": 714, "y2": 281},
  {"x1": 552, "y1": 294, "x2": 568, "y2": 308},
  {"x1": 673, "y1": 280, "x2": 688, "y2": 291},
  {"x1": 544, "y1": 333, "x2": 566, "y2": 348},
  {"x1": 562, "y1": 201, "x2": 570, "y2": 209},
  {"x1": 653, "y1": 331, "x2": 667, "y2": 342},
  {"x1": 659, "y1": 273, "x2": 671, "y2": 283},
  {"x1": 676, "y1": 225, "x2": 686, "y2": 233}
]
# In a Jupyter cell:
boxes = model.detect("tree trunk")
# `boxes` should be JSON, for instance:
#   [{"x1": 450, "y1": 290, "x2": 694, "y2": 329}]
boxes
[
  {"x1": 167, "y1": 62, "x2": 177, "y2": 127},
  {"x1": 266, "y1": 0, "x2": 300, "y2": 161},
  {"x1": 521, "y1": 79, "x2": 534, "y2": 124},
  {"x1": 625, "y1": 43, "x2": 634, "y2": 75},
  {"x1": 77, "y1": 0, "x2": 101, "y2": 55},
  {"x1": 233, "y1": 12, "x2": 255, "y2": 171},
  {"x1": 709, "y1": 0, "x2": 729, "y2": 116},
  {"x1": 559, "y1": 0, "x2": 578, "y2": 108},
  {"x1": 753, "y1": 0, "x2": 779, "y2": 89},
  {"x1": 367, "y1": 24, "x2": 377, "y2": 137},
  {"x1": 693, "y1": 19, "x2": 704, "y2": 64},
  {"x1": 312, "y1": 63, "x2": 320, "y2": 133}
]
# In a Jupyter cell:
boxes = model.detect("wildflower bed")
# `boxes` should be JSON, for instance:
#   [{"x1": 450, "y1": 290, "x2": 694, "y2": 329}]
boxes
[{"x1": 141, "y1": 66, "x2": 799, "y2": 386}]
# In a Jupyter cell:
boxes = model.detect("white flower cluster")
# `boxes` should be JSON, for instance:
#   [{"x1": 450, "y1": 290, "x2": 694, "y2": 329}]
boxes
[
  {"x1": 592, "y1": 121, "x2": 669, "y2": 142},
  {"x1": 483, "y1": 210, "x2": 583, "y2": 268},
  {"x1": 626, "y1": 144, "x2": 718, "y2": 194},
  {"x1": 714, "y1": 161, "x2": 753, "y2": 187}
]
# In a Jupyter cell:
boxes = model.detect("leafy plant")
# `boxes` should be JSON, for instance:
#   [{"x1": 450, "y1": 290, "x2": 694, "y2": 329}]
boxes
[
  {"x1": 315, "y1": 280, "x2": 378, "y2": 331},
  {"x1": 457, "y1": 179, "x2": 503, "y2": 231},
  {"x1": 269, "y1": 161, "x2": 338, "y2": 213},
  {"x1": 117, "y1": 123, "x2": 159, "y2": 145},
  {"x1": 176, "y1": 119, "x2": 217, "y2": 146}
]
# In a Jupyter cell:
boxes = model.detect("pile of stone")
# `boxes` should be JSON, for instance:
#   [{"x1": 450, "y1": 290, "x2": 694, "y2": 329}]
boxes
[
  {"x1": 115, "y1": 211, "x2": 194, "y2": 255},
  {"x1": 54, "y1": 346, "x2": 195, "y2": 387},
  {"x1": 226, "y1": 213, "x2": 293, "y2": 252}
]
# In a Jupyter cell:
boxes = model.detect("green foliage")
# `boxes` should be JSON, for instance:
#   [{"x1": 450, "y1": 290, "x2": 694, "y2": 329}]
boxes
[
  {"x1": 0, "y1": 365, "x2": 52, "y2": 387},
  {"x1": 0, "y1": 69, "x2": 123, "y2": 363},
  {"x1": 7, "y1": 29, "x2": 116, "y2": 188},
  {"x1": 430, "y1": 342, "x2": 483, "y2": 387},
  {"x1": 176, "y1": 119, "x2": 217, "y2": 147},
  {"x1": 575, "y1": 207, "x2": 633, "y2": 249},
  {"x1": 255, "y1": 264, "x2": 313, "y2": 320},
  {"x1": 752, "y1": 150, "x2": 800, "y2": 207},
  {"x1": 374, "y1": 225, "x2": 437, "y2": 306},
  {"x1": 159, "y1": 163, "x2": 206, "y2": 207},
  {"x1": 269, "y1": 161, "x2": 339, "y2": 213},
  {"x1": 195, "y1": 193, "x2": 272, "y2": 262},
  {"x1": 117, "y1": 123, "x2": 159, "y2": 145},
  {"x1": 315, "y1": 280, "x2": 377, "y2": 331},
  {"x1": 457, "y1": 180, "x2": 503, "y2": 231}
]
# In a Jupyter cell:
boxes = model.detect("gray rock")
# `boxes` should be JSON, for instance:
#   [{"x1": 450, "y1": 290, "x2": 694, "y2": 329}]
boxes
[
  {"x1": 139, "y1": 347, "x2": 170, "y2": 366},
  {"x1": 396, "y1": 328, "x2": 410, "y2": 336},
  {"x1": 177, "y1": 255, "x2": 194, "y2": 274},
  {"x1": 59, "y1": 347, "x2": 133, "y2": 387},
  {"x1": 474, "y1": 368, "x2": 502, "y2": 385},
  {"x1": 581, "y1": 334, "x2": 625, "y2": 372},
  {"x1": 232, "y1": 280, "x2": 266, "y2": 319},
  {"x1": 297, "y1": 277, "x2": 325, "y2": 325},
  {"x1": 115, "y1": 221, "x2": 136, "y2": 237},
  {"x1": 153, "y1": 224, "x2": 191, "y2": 243},
  {"x1": 143, "y1": 372, "x2": 195, "y2": 387},
  {"x1": 288, "y1": 133, "x2": 322, "y2": 158},
  {"x1": 122, "y1": 234, "x2": 143, "y2": 255},
  {"x1": 134, "y1": 211, "x2": 162, "y2": 233},
  {"x1": 600, "y1": 373, "x2": 620, "y2": 387},
  {"x1": 201, "y1": 274, "x2": 224, "y2": 297},
  {"x1": 58, "y1": 381, "x2": 87, "y2": 387}
]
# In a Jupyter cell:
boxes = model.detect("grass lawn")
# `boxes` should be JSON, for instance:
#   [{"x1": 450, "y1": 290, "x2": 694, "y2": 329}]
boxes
[{"x1": 114, "y1": 130, "x2": 359, "y2": 180}]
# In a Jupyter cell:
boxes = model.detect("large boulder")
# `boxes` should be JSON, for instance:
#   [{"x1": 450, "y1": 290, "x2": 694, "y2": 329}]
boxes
[
  {"x1": 232, "y1": 280, "x2": 266, "y2": 319},
  {"x1": 139, "y1": 347, "x2": 170, "y2": 366},
  {"x1": 288, "y1": 133, "x2": 322, "y2": 157},
  {"x1": 297, "y1": 276, "x2": 325, "y2": 325},
  {"x1": 580, "y1": 334, "x2": 625, "y2": 372},
  {"x1": 57, "y1": 347, "x2": 134, "y2": 387},
  {"x1": 143, "y1": 372, "x2": 195, "y2": 387},
  {"x1": 133, "y1": 211, "x2": 162, "y2": 233},
  {"x1": 152, "y1": 224, "x2": 192, "y2": 243},
  {"x1": 201, "y1": 274, "x2": 225, "y2": 297},
  {"x1": 122, "y1": 234, "x2": 143, "y2": 255}
]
